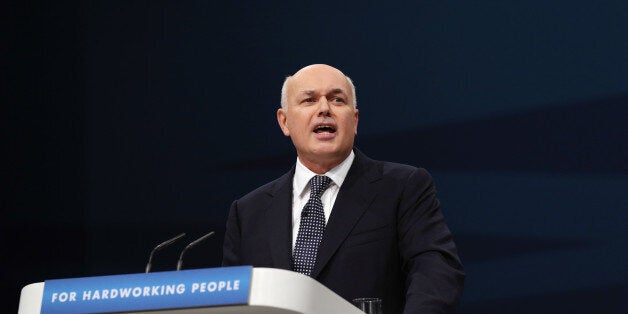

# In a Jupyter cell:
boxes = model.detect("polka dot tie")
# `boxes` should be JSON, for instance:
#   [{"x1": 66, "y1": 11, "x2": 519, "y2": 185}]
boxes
[{"x1": 293, "y1": 175, "x2": 332, "y2": 276}]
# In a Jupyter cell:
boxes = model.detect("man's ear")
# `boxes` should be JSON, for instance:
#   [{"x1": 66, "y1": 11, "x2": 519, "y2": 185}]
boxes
[
  {"x1": 354, "y1": 109, "x2": 359, "y2": 135},
  {"x1": 277, "y1": 108, "x2": 290, "y2": 136}
]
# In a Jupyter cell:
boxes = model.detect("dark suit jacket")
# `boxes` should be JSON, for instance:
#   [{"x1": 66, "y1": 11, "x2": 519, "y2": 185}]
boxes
[{"x1": 223, "y1": 149, "x2": 465, "y2": 313}]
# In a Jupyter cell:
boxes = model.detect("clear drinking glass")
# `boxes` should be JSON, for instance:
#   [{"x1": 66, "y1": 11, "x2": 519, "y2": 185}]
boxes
[{"x1": 352, "y1": 297, "x2": 382, "y2": 314}]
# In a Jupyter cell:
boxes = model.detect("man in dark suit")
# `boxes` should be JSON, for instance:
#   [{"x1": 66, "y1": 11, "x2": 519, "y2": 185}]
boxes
[{"x1": 223, "y1": 64, "x2": 465, "y2": 313}]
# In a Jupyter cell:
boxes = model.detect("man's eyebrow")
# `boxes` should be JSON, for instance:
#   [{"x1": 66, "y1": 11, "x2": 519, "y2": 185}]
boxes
[
  {"x1": 299, "y1": 88, "x2": 346, "y2": 96},
  {"x1": 329, "y1": 88, "x2": 345, "y2": 94},
  {"x1": 296, "y1": 90, "x2": 317, "y2": 97}
]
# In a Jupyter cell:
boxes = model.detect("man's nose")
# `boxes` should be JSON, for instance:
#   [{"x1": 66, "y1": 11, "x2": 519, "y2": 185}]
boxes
[{"x1": 317, "y1": 96, "x2": 331, "y2": 116}]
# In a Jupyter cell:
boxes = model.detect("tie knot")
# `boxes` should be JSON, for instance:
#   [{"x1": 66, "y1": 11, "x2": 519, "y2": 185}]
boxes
[{"x1": 309, "y1": 175, "x2": 332, "y2": 198}]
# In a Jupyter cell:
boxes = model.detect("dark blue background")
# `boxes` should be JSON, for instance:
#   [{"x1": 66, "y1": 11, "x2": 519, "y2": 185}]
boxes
[{"x1": 3, "y1": 1, "x2": 627, "y2": 313}]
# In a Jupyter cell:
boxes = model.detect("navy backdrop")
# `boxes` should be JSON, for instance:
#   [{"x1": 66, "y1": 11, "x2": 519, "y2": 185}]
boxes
[{"x1": 3, "y1": 1, "x2": 627, "y2": 313}]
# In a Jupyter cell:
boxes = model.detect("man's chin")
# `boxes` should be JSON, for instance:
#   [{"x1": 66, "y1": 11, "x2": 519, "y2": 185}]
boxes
[{"x1": 307, "y1": 146, "x2": 352, "y2": 160}]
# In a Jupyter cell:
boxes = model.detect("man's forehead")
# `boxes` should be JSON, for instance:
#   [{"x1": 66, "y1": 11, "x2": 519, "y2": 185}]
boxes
[
  {"x1": 298, "y1": 88, "x2": 347, "y2": 95},
  {"x1": 288, "y1": 73, "x2": 351, "y2": 95}
]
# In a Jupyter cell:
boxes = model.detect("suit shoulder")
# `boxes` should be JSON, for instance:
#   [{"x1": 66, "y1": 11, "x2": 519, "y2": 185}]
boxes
[
  {"x1": 355, "y1": 150, "x2": 434, "y2": 184},
  {"x1": 377, "y1": 159, "x2": 433, "y2": 181},
  {"x1": 236, "y1": 171, "x2": 291, "y2": 203},
  {"x1": 237, "y1": 178, "x2": 275, "y2": 202}
]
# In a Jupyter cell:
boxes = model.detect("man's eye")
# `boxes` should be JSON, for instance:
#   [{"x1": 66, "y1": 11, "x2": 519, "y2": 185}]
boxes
[
  {"x1": 331, "y1": 97, "x2": 345, "y2": 103},
  {"x1": 303, "y1": 98, "x2": 315, "y2": 103}
]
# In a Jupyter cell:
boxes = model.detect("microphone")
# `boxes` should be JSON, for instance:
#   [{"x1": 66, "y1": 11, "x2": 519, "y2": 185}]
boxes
[
  {"x1": 176, "y1": 231, "x2": 215, "y2": 271},
  {"x1": 145, "y1": 233, "x2": 186, "y2": 273}
]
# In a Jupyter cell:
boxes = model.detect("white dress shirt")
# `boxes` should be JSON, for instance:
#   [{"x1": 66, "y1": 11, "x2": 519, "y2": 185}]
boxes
[{"x1": 291, "y1": 150, "x2": 355, "y2": 251}]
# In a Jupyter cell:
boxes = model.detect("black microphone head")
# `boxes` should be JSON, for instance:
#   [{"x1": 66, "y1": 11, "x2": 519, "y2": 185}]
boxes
[
  {"x1": 145, "y1": 233, "x2": 186, "y2": 273},
  {"x1": 176, "y1": 231, "x2": 215, "y2": 271}
]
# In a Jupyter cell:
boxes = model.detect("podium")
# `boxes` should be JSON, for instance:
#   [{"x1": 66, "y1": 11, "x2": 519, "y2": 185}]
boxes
[{"x1": 18, "y1": 267, "x2": 364, "y2": 314}]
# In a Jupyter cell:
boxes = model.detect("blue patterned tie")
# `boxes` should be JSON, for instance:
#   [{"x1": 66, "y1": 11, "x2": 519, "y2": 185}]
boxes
[{"x1": 293, "y1": 175, "x2": 332, "y2": 276}]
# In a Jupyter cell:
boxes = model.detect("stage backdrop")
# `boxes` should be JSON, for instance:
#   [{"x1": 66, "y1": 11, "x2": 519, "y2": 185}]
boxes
[{"x1": 4, "y1": 1, "x2": 627, "y2": 313}]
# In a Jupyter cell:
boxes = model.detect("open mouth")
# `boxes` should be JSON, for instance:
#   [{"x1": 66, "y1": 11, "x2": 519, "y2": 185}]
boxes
[{"x1": 313, "y1": 124, "x2": 336, "y2": 134}]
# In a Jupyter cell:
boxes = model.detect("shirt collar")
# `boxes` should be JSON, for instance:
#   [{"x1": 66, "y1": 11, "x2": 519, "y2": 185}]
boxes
[{"x1": 294, "y1": 150, "x2": 355, "y2": 197}]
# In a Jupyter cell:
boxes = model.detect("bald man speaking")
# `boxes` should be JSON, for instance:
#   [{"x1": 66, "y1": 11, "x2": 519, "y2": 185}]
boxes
[{"x1": 222, "y1": 64, "x2": 465, "y2": 313}]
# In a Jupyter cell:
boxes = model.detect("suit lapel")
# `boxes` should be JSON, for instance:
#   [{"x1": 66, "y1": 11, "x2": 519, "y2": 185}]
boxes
[
  {"x1": 266, "y1": 168, "x2": 295, "y2": 270},
  {"x1": 312, "y1": 150, "x2": 381, "y2": 278}
]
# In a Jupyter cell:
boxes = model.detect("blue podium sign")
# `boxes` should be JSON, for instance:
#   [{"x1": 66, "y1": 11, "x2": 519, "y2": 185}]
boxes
[{"x1": 40, "y1": 266, "x2": 252, "y2": 314}]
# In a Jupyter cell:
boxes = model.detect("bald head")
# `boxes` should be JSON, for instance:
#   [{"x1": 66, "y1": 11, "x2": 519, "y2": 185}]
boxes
[{"x1": 281, "y1": 64, "x2": 357, "y2": 109}]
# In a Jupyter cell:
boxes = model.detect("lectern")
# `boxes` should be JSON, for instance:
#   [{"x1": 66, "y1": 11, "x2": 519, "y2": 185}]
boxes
[{"x1": 18, "y1": 266, "x2": 364, "y2": 314}]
